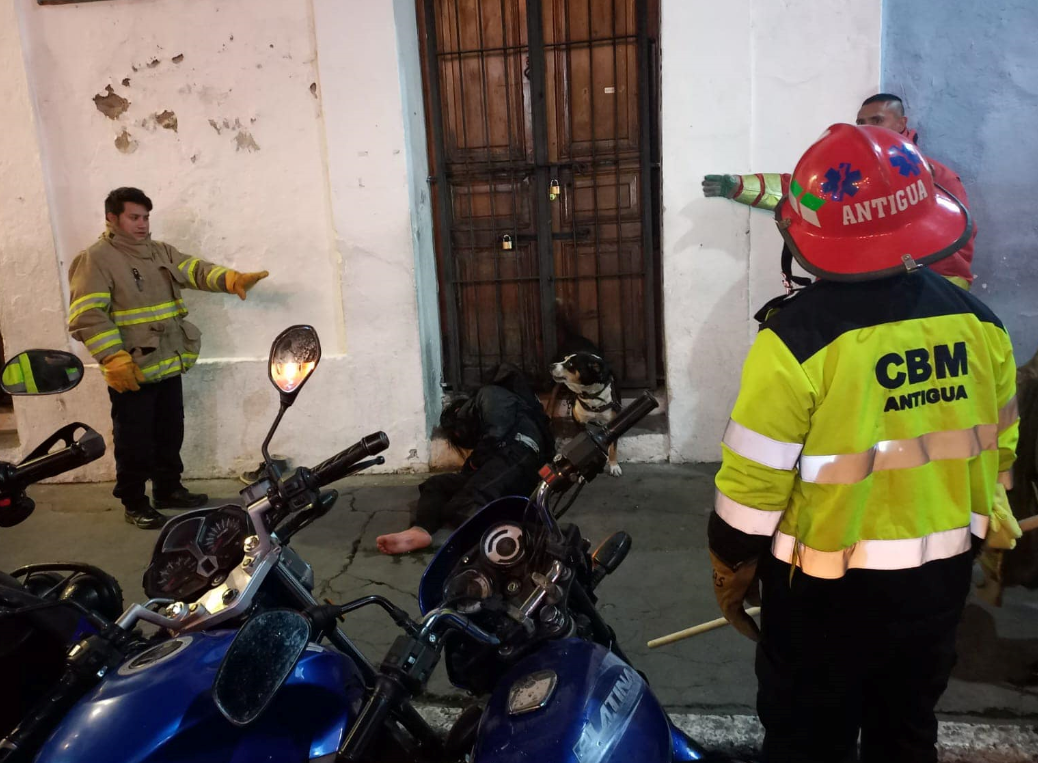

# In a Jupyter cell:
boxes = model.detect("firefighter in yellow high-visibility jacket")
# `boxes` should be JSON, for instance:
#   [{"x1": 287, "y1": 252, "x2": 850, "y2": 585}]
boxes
[
  {"x1": 707, "y1": 125, "x2": 1019, "y2": 763},
  {"x1": 68, "y1": 187, "x2": 269, "y2": 529}
]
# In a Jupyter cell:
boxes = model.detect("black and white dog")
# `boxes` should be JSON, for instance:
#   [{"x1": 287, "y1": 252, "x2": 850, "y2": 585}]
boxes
[{"x1": 549, "y1": 339, "x2": 623, "y2": 477}]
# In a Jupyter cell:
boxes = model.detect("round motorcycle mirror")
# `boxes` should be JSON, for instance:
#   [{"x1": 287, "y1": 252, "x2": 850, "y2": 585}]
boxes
[
  {"x1": 212, "y1": 609, "x2": 311, "y2": 726},
  {"x1": 0, "y1": 350, "x2": 84, "y2": 396},
  {"x1": 268, "y1": 325, "x2": 321, "y2": 406}
]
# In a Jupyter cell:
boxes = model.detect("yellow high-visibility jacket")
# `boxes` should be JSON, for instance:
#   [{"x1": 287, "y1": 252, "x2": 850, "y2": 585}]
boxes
[
  {"x1": 714, "y1": 268, "x2": 1018, "y2": 580},
  {"x1": 68, "y1": 225, "x2": 235, "y2": 383}
]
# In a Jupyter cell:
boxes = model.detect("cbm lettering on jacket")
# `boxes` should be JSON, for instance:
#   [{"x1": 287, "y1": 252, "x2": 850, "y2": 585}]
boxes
[{"x1": 712, "y1": 268, "x2": 1018, "y2": 580}]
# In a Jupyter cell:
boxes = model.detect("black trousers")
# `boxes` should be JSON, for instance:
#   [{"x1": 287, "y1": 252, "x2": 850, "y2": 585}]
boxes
[
  {"x1": 414, "y1": 444, "x2": 541, "y2": 534},
  {"x1": 756, "y1": 551, "x2": 972, "y2": 763},
  {"x1": 108, "y1": 375, "x2": 185, "y2": 507}
]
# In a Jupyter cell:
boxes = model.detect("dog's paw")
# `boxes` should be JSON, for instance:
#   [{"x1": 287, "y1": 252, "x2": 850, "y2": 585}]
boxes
[{"x1": 607, "y1": 463, "x2": 622, "y2": 477}]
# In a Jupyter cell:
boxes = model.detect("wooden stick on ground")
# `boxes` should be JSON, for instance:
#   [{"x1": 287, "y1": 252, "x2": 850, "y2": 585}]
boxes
[{"x1": 647, "y1": 606, "x2": 762, "y2": 649}]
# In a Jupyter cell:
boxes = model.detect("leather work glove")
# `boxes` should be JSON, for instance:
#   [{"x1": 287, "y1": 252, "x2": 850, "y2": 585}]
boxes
[
  {"x1": 225, "y1": 270, "x2": 269, "y2": 300},
  {"x1": 101, "y1": 350, "x2": 145, "y2": 393},
  {"x1": 986, "y1": 483, "x2": 1022, "y2": 550},
  {"x1": 709, "y1": 550, "x2": 761, "y2": 642},
  {"x1": 702, "y1": 174, "x2": 741, "y2": 199}
]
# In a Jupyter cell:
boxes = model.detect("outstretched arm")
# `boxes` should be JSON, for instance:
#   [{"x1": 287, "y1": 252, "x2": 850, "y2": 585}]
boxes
[
  {"x1": 164, "y1": 244, "x2": 268, "y2": 300},
  {"x1": 702, "y1": 173, "x2": 791, "y2": 211}
]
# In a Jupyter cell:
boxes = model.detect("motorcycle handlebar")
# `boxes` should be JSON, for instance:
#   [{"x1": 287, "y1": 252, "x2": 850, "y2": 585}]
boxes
[
  {"x1": 339, "y1": 675, "x2": 400, "y2": 761},
  {"x1": 311, "y1": 432, "x2": 389, "y2": 487},
  {"x1": 600, "y1": 392, "x2": 659, "y2": 445},
  {"x1": 0, "y1": 428, "x2": 105, "y2": 496}
]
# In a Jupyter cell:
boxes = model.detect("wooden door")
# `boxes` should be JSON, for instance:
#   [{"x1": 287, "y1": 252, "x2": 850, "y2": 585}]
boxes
[{"x1": 420, "y1": 0, "x2": 660, "y2": 390}]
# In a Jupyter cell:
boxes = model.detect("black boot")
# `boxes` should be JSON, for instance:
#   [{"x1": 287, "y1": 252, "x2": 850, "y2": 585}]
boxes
[
  {"x1": 154, "y1": 487, "x2": 208, "y2": 510},
  {"x1": 124, "y1": 501, "x2": 168, "y2": 530}
]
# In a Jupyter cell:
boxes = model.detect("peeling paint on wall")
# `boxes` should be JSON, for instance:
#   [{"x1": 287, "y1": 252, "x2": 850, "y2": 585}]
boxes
[
  {"x1": 121, "y1": 77, "x2": 130, "y2": 87},
  {"x1": 155, "y1": 109, "x2": 177, "y2": 131},
  {"x1": 92, "y1": 85, "x2": 129, "y2": 119},
  {"x1": 234, "y1": 130, "x2": 260, "y2": 152},
  {"x1": 172, "y1": 53, "x2": 184, "y2": 64},
  {"x1": 114, "y1": 129, "x2": 137, "y2": 153}
]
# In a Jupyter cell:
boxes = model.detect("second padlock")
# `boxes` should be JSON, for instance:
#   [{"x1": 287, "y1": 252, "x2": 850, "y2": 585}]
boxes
[{"x1": 501, "y1": 234, "x2": 513, "y2": 251}]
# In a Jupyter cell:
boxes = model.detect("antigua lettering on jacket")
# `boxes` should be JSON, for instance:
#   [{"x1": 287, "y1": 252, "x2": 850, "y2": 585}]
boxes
[{"x1": 876, "y1": 341, "x2": 968, "y2": 412}]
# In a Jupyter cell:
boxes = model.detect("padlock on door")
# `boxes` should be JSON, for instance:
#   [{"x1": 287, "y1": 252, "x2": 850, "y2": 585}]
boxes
[
  {"x1": 549, "y1": 178, "x2": 561, "y2": 201},
  {"x1": 501, "y1": 234, "x2": 513, "y2": 251}
]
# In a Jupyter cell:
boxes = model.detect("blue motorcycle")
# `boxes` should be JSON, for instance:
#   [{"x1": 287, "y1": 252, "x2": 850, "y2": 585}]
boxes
[
  {"x1": 1, "y1": 327, "x2": 729, "y2": 762},
  {"x1": 0, "y1": 349, "x2": 126, "y2": 744}
]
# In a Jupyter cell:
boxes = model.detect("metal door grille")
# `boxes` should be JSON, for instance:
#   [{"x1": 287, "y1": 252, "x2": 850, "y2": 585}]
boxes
[{"x1": 421, "y1": 0, "x2": 660, "y2": 390}]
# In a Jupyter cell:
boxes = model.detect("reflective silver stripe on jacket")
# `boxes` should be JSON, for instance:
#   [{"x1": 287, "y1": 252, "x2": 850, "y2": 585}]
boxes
[
  {"x1": 715, "y1": 490, "x2": 784, "y2": 536},
  {"x1": 771, "y1": 513, "x2": 988, "y2": 579},
  {"x1": 514, "y1": 432, "x2": 539, "y2": 454},
  {"x1": 999, "y1": 395, "x2": 1019, "y2": 433},
  {"x1": 798, "y1": 424, "x2": 998, "y2": 485},
  {"x1": 722, "y1": 419, "x2": 802, "y2": 471}
]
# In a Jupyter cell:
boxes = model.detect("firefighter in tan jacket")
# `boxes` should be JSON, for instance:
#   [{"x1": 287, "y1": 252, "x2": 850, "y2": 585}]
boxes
[{"x1": 68, "y1": 187, "x2": 268, "y2": 528}]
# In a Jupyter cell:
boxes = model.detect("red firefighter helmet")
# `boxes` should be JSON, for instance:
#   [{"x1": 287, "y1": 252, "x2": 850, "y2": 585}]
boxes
[{"x1": 775, "y1": 123, "x2": 972, "y2": 281}]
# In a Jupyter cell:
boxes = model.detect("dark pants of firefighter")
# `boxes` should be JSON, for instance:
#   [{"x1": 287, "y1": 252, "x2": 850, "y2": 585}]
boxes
[
  {"x1": 108, "y1": 375, "x2": 185, "y2": 507},
  {"x1": 756, "y1": 550, "x2": 973, "y2": 763},
  {"x1": 414, "y1": 443, "x2": 541, "y2": 534}
]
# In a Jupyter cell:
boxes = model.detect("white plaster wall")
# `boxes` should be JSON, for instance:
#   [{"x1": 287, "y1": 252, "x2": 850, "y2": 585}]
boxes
[
  {"x1": 2, "y1": 0, "x2": 430, "y2": 479},
  {"x1": 0, "y1": 0, "x2": 113, "y2": 480},
  {"x1": 661, "y1": 0, "x2": 881, "y2": 462},
  {"x1": 311, "y1": 0, "x2": 430, "y2": 470}
]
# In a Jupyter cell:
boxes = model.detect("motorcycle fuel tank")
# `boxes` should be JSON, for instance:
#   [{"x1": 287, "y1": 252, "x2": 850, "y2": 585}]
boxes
[
  {"x1": 35, "y1": 629, "x2": 365, "y2": 763},
  {"x1": 473, "y1": 638, "x2": 702, "y2": 763}
]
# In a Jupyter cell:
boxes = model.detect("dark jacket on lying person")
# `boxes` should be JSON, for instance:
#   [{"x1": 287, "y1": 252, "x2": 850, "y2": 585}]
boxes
[{"x1": 418, "y1": 367, "x2": 553, "y2": 535}]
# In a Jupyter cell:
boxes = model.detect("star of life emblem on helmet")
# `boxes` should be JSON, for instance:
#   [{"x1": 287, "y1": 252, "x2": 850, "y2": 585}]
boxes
[{"x1": 889, "y1": 144, "x2": 923, "y2": 177}]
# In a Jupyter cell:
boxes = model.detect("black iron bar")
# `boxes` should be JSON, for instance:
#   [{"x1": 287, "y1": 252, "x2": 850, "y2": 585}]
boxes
[
  {"x1": 448, "y1": 271, "x2": 648, "y2": 285},
  {"x1": 452, "y1": 0, "x2": 484, "y2": 385},
  {"x1": 474, "y1": 0, "x2": 507, "y2": 371},
  {"x1": 436, "y1": 34, "x2": 638, "y2": 58},
  {"x1": 585, "y1": 0, "x2": 605, "y2": 356},
  {"x1": 526, "y1": 0, "x2": 558, "y2": 372},
  {"x1": 611, "y1": 0, "x2": 629, "y2": 381},
  {"x1": 563, "y1": 0, "x2": 581, "y2": 352},
  {"x1": 498, "y1": 0, "x2": 527, "y2": 374},
  {"x1": 424, "y1": 0, "x2": 463, "y2": 388},
  {"x1": 636, "y1": 0, "x2": 658, "y2": 385}
]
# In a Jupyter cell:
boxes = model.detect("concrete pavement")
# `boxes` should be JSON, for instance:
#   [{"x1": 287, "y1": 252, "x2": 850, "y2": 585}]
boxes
[{"x1": 3, "y1": 464, "x2": 1037, "y2": 759}]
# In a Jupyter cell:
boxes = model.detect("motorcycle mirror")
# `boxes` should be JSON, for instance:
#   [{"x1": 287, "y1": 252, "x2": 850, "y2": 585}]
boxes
[
  {"x1": 0, "y1": 350, "x2": 84, "y2": 396},
  {"x1": 268, "y1": 325, "x2": 321, "y2": 407},
  {"x1": 212, "y1": 609, "x2": 311, "y2": 727}
]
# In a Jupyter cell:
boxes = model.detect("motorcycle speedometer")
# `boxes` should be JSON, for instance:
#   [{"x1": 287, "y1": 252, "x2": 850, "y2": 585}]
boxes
[
  {"x1": 197, "y1": 506, "x2": 250, "y2": 568},
  {"x1": 443, "y1": 568, "x2": 493, "y2": 612},
  {"x1": 143, "y1": 551, "x2": 208, "y2": 602}
]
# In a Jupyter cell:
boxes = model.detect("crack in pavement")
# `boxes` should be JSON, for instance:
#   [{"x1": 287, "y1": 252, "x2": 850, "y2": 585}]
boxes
[
  {"x1": 315, "y1": 509, "x2": 373, "y2": 601},
  {"x1": 349, "y1": 575, "x2": 418, "y2": 603}
]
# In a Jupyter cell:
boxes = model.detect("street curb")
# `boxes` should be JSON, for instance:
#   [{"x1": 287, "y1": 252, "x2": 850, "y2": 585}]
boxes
[{"x1": 416, "y1": 706, "x2": 1038, "y2": 761}]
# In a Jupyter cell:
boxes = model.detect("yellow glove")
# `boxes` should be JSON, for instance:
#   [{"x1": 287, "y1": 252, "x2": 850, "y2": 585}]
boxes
[
  {"x1": 101, "y1": 350, "x2": 145, "y2": 393},
  {"x1": 987, "y1": 483, "x2": 1022, "y2": 550},
  {"x1": 225, "y1": 270, "x2": 269, "y2": 300},
  {"x1": 709, "y1": 550, "x2": 761, "y2": 642}
]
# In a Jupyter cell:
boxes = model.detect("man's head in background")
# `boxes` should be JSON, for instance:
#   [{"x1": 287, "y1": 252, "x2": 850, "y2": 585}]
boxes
[{"x1": 856, "y1": 93, "x2": 911, "y2": 138}]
